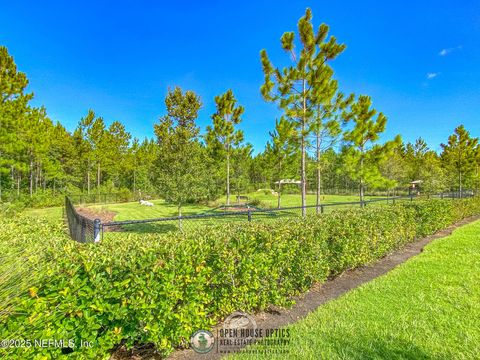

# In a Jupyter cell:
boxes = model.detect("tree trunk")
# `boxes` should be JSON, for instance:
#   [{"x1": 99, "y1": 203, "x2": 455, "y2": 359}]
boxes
[
  {"x1": 133, "y1": 169, "x2": 136, "y2": 194},
  {"x1": 97, "y1": 163, "x2": 101, "y2": 189},
  {"x1": 360, "y1": 180, "x2": 365, "y2": 204},
  {"x1": 459, "y1": 170, "x2": 462, "y2": 198},
  {"x1": 301, "y1": 79, "x2": 307, "y2": 217},
  {"x1": 316, "y1": 132, "x2": 321, "y2": 214},
  {"x1": 87, "y1": 160, "x2": 91, "y2": 195},
  {"x1": 226, "y1": 149, "x2": 230, "y2": 206},
  {"x1": 359, "y1": 153, "x2": 365, "y2": 206},
  {"x1": 17, "y1": 173, "x2": 20, "y2": 196},
  {"x1": 277, "y1": 183, "x2": 281, "y2": 209},
  {"x1": 29, "y1": 158, "x2": 33, "y2": 197},
  {"x1": 35, "y1": 162, "x2": 40, "y2": 193}
]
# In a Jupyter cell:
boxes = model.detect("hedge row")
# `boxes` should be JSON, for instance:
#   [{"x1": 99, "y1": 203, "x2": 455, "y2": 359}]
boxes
[{"x1": 1, "y1": 198, "x2": 480, "y2": 359}]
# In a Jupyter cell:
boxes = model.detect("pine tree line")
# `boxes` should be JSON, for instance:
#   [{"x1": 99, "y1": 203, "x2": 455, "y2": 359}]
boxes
[{"x1": 1, "y1": 9, "x2": 479, "y2": 210}]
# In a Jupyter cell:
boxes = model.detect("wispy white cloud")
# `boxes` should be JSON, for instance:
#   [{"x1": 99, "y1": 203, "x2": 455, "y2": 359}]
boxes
[
  {"x1": 439, "y1": 45, "x2": 463, "y2": 56},
  {"x1": 426, "y1": 72, "x2": 439, "y2": 80}
]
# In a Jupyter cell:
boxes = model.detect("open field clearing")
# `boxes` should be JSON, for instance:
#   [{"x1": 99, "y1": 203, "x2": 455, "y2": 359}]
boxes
[
  {"x1": 80, "y1": 193, "x2": 388, "y2": 235},
  {"x1": 25, "y1": 193, "x2": 388, "y2": 235},
  {"x1": 82, "y1": 193, "x2": 380, "y2": 220}
]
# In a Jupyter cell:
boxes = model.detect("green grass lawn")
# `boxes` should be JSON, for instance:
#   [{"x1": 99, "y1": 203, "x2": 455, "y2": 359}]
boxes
[
  {"x1": 24, "y1": 206, "x2": 63, "y2": 223},
  {"x1": 87, "y1": 199, "x2": 212, "y2": 220},
  {"x1": 231, "y1": 220, "x2": 480, "y2": 360},
  {"x1": 217, "y1": 191, "x2": 375, "y2": 208},
  {"x1": 22, "y1": 192, "x2": 390, "y2": 234},
  {"x1": 84, "y1": 193, "x2": 386, "y2": 234},
  {"x1": 89, "y1": 192, "x2": 380, "y2": 220}
]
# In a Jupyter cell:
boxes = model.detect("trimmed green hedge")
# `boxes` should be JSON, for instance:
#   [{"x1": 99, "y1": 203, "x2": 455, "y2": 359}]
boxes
[{"x1": 1, "y1": 198, "x2": 480, "y2": 359}]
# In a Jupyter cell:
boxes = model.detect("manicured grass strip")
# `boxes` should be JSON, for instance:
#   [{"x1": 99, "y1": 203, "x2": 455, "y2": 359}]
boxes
[{"x1": 231, "y1": 220, "x2": 480, "y2": 360}]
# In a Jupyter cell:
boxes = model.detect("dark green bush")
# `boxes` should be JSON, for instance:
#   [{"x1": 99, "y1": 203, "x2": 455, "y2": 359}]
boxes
[{"x1": 1, "y1": 198, "x2": 479, "y2": 359}]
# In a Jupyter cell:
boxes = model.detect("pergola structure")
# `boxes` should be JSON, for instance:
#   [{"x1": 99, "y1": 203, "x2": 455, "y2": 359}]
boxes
[
  {"x1": 274, "y1": 179, "x2": 301, "y2": 208},
  {"x1": 274, "y1": 179, "x2": 302, "y2": 185}
]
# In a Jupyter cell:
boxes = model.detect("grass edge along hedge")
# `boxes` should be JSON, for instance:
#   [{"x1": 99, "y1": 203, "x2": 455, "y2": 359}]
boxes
[{"x1": 1, "y1": 198, "x2": 480, "y2": 359}]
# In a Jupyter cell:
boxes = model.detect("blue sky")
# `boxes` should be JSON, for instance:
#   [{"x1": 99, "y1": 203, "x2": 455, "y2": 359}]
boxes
[{"x1": 1, "y1": 1, "x2": 479, "y2": 153}]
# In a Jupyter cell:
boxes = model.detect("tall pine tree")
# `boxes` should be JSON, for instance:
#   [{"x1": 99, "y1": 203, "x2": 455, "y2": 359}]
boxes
[
  {"x1": 260, "y1": 8, "x2": 346, "y2": 215},
  {"x1": 205, "y1": 89, "x2": 244, "y2": 206},
  {"x1": 441, "y1": 125, "x2": 479, "y2": 196},
  {"x1": 342, "y1": 95, "x2": 401, "y2": 203}
]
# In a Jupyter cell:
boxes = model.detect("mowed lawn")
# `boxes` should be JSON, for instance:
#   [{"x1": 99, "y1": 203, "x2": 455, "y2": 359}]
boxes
[
  {"x1": 86, "y1": 199, "x2": 211, "y2": 221},
  {"x1": 85, "y1": 192, "x2": 380, "y2": 221},
  {"x1": 218, "y1": 192, "x2": 375, "y2": 208},
  {"x1": 231, "y1": 220, "x2": 480, "y2": 360},
  {"x1": 23, "y1": 193, "x2": 386, "y2": 233}
]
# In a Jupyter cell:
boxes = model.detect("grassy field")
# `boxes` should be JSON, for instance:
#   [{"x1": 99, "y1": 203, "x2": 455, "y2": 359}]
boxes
[
  {"x1": 231, "y1": 220, "x2": 480, "y2": 360},
  {"x1": 88, "y1": 193, "x2": 378, "y2": 220},
  {"x1": 84, "y1": 193, "x2": 387, "y2": 234},
  {"x1": 24, "y1": 192, "x2": 393, "y2": 234},
  {"x1": 24, "y1": 193, "x2": 382, "y2": 220},
  {"x1": 218, "y1": 191, "x2": 372, "y2": 208},
  {"x1": 24, "y1": 206, "x2": 63, "y2": 223}
]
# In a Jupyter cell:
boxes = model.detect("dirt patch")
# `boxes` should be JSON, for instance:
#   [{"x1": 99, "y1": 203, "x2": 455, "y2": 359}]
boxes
[
  {"x1": 76, "y1": 207, "x2": 119, "y2": 231},
  {"x1": 112, "y1": 216, "x2": 480, "y2": 360}
]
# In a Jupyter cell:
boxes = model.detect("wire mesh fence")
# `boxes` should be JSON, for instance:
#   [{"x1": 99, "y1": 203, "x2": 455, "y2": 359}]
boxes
[
  {"x1": 65, "y1": 197, "x2": 101, "y2": 243},
  {"x1": 64, "y1": 192, "x2": 476, "y2": 242},
  {"x1": 100, "y1": 195, "x2": 418, "y2": 239}
]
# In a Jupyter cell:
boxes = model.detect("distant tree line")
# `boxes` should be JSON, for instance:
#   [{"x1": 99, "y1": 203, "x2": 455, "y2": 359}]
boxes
[{"x1": 1, "y1": 9, "x2": 479, "y2": 212}]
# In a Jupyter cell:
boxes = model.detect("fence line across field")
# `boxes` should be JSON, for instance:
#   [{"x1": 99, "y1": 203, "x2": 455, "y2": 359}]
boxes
[{"x1": 64, "y1": 192, "x2": 474, "y2": 243}]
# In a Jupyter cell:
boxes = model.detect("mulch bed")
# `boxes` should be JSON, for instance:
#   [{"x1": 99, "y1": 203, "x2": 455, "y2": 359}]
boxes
[{"x1": 76, "y1": 207, "x2": 120, "y2": 232}]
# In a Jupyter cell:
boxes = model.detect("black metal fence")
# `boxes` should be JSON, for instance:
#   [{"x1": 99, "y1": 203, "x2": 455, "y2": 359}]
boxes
[
  {"x1": 439, "y1": 191, "x2": 475, "y2": 199},
  {"x1": 64, "y1": 192, "x2": 475, "y2": 243},
  {"x1": 99, "y1": 195, "x2": 420, "y2": 239},
  {"x1": 65, "y1": 197, "x2": 101, "y2": 243}
]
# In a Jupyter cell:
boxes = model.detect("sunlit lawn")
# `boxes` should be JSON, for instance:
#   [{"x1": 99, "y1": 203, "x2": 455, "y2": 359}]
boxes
[
  {"x1": 217, "y1": 191, "x2": 375, "y2": 208},
  {"x1": 24, "y1": 206, "x2": 63, "y2": 223},
  {"x1": 23, "y1": 192, "x2": 392, "y2": 234}
]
